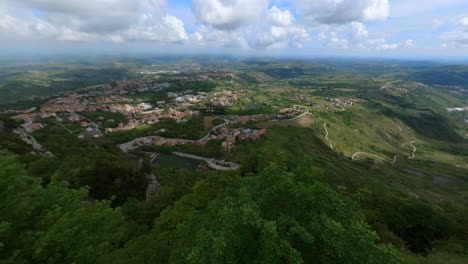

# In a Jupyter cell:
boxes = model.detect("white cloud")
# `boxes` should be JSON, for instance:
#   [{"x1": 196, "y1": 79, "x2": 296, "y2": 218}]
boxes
[
  {"x1": 364, "y1": 38, "x2": 414, "y2": 50},
  {"x1": 318, "y1": 32, "x2": 348, "y2": 48},
  {"x1": 15, "y1": 0, "x2": 162, "y2": 33},
  {"x1": 318, "y1": 22, "x2": 413, "y2": 51},
  {"x1": 440, "y1": 16, "x2": 468, "y2": 48},
  {"x1": 192, "y1": 0, "x2": 268, "y2": 30},
  {"x1": 252, "y1": 6, "x2": 308, "y2": 49},
  {"x1": 317, "y1": 32, "x2": 327, "y2": 41},
  {"x1": 350, "y1": 22, "x2": 369, "y2": 40},
  {"x1": 123, "y1": 14, "x2": 189, "y2": 43},
  {"x1": 253, "y1": 25, "x2": 308, "y2": 49},
  {"x1": 267, "y1": 5, "x2": 294, "y2": 27},
  {"x1": 0, "y1": 0, "x2": 189, "y2": 43},
  {"x1": 460, "y1": 17, "x2": 468, "y2": 28},
  {"x1": 193, "y1": 5, "x2": 308, "y2": 50},
  {"x1": 194, "y1": 26, "x2": 250, "y2": 49},
  {"x1": 432, "y1": 18, "x2": 445, "y2": 29},
  {"x1": 294, "y1": 0, "x2": 389, "y2": 25},
  {"x1": 0, "y1": 14, "x2": 31, "y2": 37},
  {"x1": 328, "y1": 32, "x2": 349, "y2": 48},
  {"x1": 441, "y1": 31, "x2": 468, "y2": 47}
]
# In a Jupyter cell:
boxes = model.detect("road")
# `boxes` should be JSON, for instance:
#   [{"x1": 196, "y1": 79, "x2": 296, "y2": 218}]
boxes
[
  {"x1": 120, "y1": 111, "x2": 309, "y2": 152},
  {"x1": 13, "y1": 128, "x2": 55, "y2": 157},
  {"x1": 289, "y1": 110, "x2": 310, "y2": 121},
  {"x1": 172, "y1": 151, "x2": 240, "y2": 171}
]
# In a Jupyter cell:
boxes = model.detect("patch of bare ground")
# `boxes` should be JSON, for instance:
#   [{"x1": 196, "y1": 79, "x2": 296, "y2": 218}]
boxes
[
  {"x1": 255, "y1": 114, "x2": 313, "y2": 129},
  {"x1": 203, "y1": 116, "x2": 216, "y2": 130}
]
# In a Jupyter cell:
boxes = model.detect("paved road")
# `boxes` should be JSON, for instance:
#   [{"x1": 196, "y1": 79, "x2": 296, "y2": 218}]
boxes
[
  {"x1": 13, "y1": 128, "x2": 55, "y2": 157},
  {"x1": 172, "y1": 151, "x2": 240, "y2": 171}
]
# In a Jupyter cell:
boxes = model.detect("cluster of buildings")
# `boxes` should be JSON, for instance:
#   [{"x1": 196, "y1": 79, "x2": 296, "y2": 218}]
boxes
[
  {"x1": 81, "y1": 79, "x2": 171, "y2": 96},
  {"x1": 219, "y1": 107, "x2": 306, "y2": 125},
  {"x1": 215, "y1": 127, "x2": 268, "y2": 152},
  {"x1": 106, "y1": 107, "x2": 200, "y2": 133},
  {"x1": 166, "y1": 89, "x2": 246, "y2": 109},
  {"x1": 206, "y1": 90, "x2": 246, "y2": 107},
  {"x1": 39, "y1": 94, "x2": 133, "y2": 114},
  {"x1": 118, "y1": 124, "x2": 268, "y2": 154},
  {"x1": 313, "y1": 97, "x2": 367, "y2": 111}
]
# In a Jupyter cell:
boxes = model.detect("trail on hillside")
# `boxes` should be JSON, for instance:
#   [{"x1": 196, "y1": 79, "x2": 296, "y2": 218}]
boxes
[
  {"x1": 349, "y1": 120, "x2": 417, "y2": 164},
  {"x1": 351, "y1": 152, "x2": 391, "y2": 163},
  {"x1": 408, "y1": 141, "x2": 417, "y2": 159},
  {"x1": 323, "y1": 122, "x2": 334, "y2": 150},
  {"x1": 392, "y1": 121, "x2": 403, "y2": 132}
]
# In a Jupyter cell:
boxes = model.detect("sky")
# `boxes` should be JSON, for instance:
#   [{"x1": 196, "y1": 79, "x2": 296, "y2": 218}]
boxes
[{"x1": 1, "y1": 0, "x2": 468, "y2": 60}]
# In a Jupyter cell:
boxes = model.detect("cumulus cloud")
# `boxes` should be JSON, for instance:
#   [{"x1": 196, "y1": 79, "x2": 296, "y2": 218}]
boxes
[
  {"x1": 15, "y1": 0, "x2": 161, "y2": 33},
  {"x1": 318, "y1": 23, "x2": 413, "y2": 51},
  {"x1": 460, "y1": 17, "x2": 468, "y2": 28},
  {"x1": 192, "y1": 5, "x2": 308, "y2": 50},
  {"x1": 267, "y1": 5, "x2": 294, "y2": 27},
  {"x1": 364, "y1": 38, "x2": 414, "y2": 51},
  {"x1": 195, "y1": 26, "x2": 250, "y2": 49},
  {"x1": 192, "y1": 0, "x2": 268, "y2": 30},
  {"x1": 253, "y1": 25, "x2": 309, "y2": 49},
  {"x1": 1, "y1": 0, "x2": 188, "y2": 43},
  {"x1": 350, "y1": 22, "x2": 369, "y2": 40},
  {"x1": 440, "y1": 16, "x2": 468, "y2": 48},
  {"x1": 294, "y1": 0, "x2": 389, "y2": 25},
  {"x1": 252, "y1": 6, "x2": 308, "y2": 49},
  {"x1": 123, "y1": 14, "x2": 189, "y2": 43}
]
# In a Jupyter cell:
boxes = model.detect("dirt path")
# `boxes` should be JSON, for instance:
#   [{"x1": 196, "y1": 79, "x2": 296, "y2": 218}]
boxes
[
  {"x1": 323, "y1": 122, "x2": 334, "y2": 150},
  {"x1": 408, "y1": 141, "x2": 416, "y2": 159},
  {"x1": 352, "y1": 152, "x2": 391, "y2": 163},
  {"x1": 289, "y1": 110, "x2": 310, "y2": 120},
  {"x1": 392, "y1": 121, "x2": 403, "y2": 132}
]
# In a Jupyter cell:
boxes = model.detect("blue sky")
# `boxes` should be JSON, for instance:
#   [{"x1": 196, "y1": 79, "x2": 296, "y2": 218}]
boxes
[{"x1": 1, "y1": 0, "x2": 468, "y2": 60}]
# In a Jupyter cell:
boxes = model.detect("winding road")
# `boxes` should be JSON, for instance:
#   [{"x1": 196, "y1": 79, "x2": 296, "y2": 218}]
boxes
[
  {"x1": 321, "y1": 119, "x2": 417, "y2": 165},
  {"x1": 172, "y1": 152, "x2": 240, "y2": 171}
]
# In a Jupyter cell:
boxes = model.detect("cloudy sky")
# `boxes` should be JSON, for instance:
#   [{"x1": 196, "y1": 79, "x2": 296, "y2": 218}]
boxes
[{"x1": 1, "y1": 0, "x2": 467, "y2": 59}]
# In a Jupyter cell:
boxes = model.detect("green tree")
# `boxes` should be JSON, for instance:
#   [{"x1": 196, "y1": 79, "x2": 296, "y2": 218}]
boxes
[
  {"x1": 109, "y1": 163, "x2": 401, "y2": 263},
  {"x1": 0, "y1": 150, "x2": 139, "y2": 263}
]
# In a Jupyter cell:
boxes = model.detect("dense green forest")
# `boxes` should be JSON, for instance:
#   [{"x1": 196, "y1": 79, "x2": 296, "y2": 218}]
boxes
[
  {"x1": 1, "y1": 150, "x2": 400, "y2": 263},
  {"x1": 1, "y1": 147, "x2": 467, "y2": 263}
]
